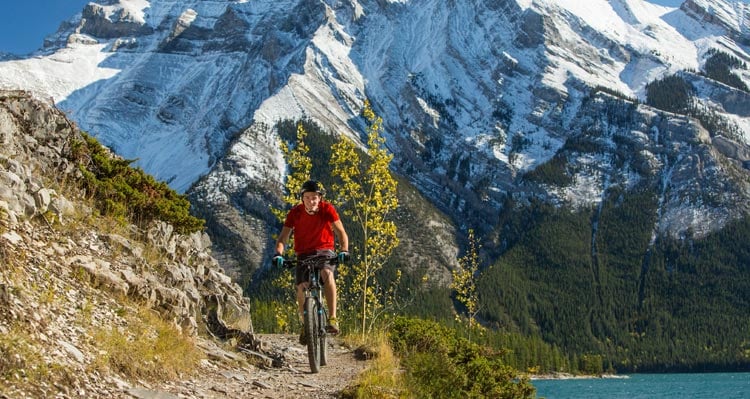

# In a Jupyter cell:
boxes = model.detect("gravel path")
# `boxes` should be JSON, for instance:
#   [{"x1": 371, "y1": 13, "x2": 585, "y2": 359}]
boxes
[{"x1": 127, "y1": 334, "x2": 368, "y2": 399}]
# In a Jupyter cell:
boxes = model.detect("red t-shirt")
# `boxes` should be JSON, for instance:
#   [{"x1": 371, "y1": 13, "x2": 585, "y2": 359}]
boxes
[{"x1": 284, "y1": 201, "x2": 340, "y2": 255}]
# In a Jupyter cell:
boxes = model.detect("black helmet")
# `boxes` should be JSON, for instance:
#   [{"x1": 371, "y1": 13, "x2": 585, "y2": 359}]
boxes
[{"x1": 300, "y1": 180, "x2": 325, "y2": 197}]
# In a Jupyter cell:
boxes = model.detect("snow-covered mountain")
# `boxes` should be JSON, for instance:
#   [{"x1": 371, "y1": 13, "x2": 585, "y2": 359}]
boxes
[{"x1": 1, "y1": 0, "x2": 749, "y2": 279}]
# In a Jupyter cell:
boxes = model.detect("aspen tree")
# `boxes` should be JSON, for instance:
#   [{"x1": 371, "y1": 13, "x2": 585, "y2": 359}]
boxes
[
  {"x1": 452, "y1": 228, "x2": 481, "y2": 341},
  {"x1": 329, "y1": 101, "x2": 399, "y2": 336}
]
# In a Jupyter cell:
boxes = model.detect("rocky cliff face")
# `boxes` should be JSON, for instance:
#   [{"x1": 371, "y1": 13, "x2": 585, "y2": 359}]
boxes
[
  {"x1": 0, "y1": 90, "x2": 259, "y2": 396},
  {"x1": 559, "y1": 88, "x2": 750, "y2": 239}
]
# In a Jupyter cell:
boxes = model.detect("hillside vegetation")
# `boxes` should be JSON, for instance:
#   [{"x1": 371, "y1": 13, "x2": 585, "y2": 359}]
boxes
[
  {"x1": 479, "y1": 194, "x2": 750, "y2": 373},
  {"x1": 252, "y1": 85, "x2": 750, "y2": 377},
  {"x1": 0, "y1": 91, "x2": 258, "y2": 397}
]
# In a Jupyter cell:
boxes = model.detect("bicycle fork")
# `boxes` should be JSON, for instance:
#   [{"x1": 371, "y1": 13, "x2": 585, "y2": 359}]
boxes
[{"x1": 307, "y1": 289, "x2": 327, "y2": 333}]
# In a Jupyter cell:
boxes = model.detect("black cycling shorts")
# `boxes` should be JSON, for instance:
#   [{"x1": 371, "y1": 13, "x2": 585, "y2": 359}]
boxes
[{"x1": 295, "y1": 249, "x2": 337, "y2": 285}]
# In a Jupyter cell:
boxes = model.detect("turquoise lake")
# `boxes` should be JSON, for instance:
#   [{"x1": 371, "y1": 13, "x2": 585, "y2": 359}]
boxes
[{"x1": 532, "y1": 373, "x2": 750, "y2": 399}]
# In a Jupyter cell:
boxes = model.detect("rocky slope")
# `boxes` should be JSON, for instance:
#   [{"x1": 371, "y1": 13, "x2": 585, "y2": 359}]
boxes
[{"x1": 0, "y1": 90, "x2": 317, "y2": 397}]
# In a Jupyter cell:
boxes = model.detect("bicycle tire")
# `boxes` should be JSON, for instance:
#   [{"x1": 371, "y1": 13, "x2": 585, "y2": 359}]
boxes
[
  {"x1": 304, "y1": 297, "x2": 321, "y2": 373},
  {"x1": 319, "y1": 307, "x2": 328, "y2": 366}
]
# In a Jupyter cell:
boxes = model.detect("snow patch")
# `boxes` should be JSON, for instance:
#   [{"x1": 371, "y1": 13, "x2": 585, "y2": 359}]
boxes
[
  {"x1": 105, "y1": 0, "x2": 150, "y2": 24},
  {"x1": 0, "y1": 44, "x2": 120, "y2": 102},
  {"x1": 178, "y1": 9, "x2": 198, "y2": 25}
]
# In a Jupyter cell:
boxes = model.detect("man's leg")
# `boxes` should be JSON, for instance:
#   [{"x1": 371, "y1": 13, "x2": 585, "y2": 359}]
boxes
[
  {"x1": 296, "y1": 282, "x2": 308, "y2": 344},
  {"x1": 296, "y1": 283, "x2": 306, "y2": 317},
  {"x1": 321, "y1": 268, "x2": 339, "y2": 334},
  {"x1": 321, "y1": 268, "x2": 337, "y2": 319}
]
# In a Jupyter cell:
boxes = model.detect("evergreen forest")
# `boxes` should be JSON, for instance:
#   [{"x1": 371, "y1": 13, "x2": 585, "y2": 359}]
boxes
[
  {"x1": 479, "y1": 194, "x2": 750, "y2": 373},
  {"x1": 252, "y1": 98, "x2": 750, "y2": 377}
]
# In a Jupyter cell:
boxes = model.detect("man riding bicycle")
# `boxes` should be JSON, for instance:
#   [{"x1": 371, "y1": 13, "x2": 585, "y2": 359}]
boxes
[{"x1": 273, "y1": 180, "x2": 349, "y2": 343}]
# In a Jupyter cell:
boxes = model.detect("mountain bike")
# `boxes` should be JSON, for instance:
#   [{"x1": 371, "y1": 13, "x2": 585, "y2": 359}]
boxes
[{"x1": 282, "y1": 253, "x2": 339, "y2": 373}]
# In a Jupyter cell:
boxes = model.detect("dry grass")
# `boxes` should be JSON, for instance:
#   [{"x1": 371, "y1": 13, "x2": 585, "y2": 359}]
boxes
[
  {"x1": 341, "y1": 332, "x2": 411, "y2": 399},
  {"x1": 0, "y1": 207, "x2": 7, "y2": 235},
  {"x1": 0, "y1": 324, "x2": 74, "y2": 398},
  {"x1": 0, "y1": 226, "x2": 198, "y2": 396},
  {"x1": 92, "y1": 307, "x2": 204, "y2": 382}
]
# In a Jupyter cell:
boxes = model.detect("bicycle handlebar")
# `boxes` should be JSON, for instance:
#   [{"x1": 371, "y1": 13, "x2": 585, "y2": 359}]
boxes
[{"x1": 279, "y1": 254, "x2": 340, "y2": 269}]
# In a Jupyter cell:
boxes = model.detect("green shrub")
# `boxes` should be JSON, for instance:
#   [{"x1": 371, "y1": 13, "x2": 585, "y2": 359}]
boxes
[
  {"x1": 69, "y1": 133, "x2": 204, "y2": 234},
  {"x1": 389, "y1": 317, "x2": 536, "y2": 399}
]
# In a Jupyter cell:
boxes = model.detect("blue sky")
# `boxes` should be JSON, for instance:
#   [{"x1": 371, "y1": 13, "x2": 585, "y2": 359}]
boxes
[
  {"x1": 1, "y1": 0, "x2": 749, "y2": 55},
  {"x1": 0, "y1": 1, "x2": 90, "y2": 55}
]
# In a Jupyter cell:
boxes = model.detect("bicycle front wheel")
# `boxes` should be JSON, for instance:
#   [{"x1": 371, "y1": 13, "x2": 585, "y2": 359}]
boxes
[
  {"x1": 319, "y1": 308, "x2": 328, "y2": 366},
  {"x1": 304, "y1": 298, "x2": 321, "y2": 373}
]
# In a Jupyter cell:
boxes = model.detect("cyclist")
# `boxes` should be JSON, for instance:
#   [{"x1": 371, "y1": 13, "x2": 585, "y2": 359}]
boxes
[{"x1": 272, "y1": 180, "x2": 349, "y2": 343}]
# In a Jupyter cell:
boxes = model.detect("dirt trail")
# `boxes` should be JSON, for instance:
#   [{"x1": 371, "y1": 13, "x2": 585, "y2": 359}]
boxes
[{"x1": 128, "y1": 334, "x2": 368, "y2": 399}]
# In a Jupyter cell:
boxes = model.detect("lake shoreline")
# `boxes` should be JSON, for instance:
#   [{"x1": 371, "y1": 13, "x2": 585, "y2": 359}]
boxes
[{"x1": 529, "y1": 372, "x2": 629, "y2": 380}]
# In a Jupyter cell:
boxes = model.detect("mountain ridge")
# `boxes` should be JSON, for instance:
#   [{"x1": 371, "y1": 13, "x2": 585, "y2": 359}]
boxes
[
  {"x1": 0, "y1": 0, "x2": 748, "y2": 275},
  {"x1": 1, "y1": 0, "x2": 750, "y2": 374}
]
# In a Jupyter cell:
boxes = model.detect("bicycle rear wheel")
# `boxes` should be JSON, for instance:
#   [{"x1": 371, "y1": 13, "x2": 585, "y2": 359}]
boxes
[{"x1": 304, "y1": 298, "x2": 321, "y2": 373}]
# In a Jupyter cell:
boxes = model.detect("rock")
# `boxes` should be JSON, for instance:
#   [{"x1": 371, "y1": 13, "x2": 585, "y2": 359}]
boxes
[
  {"x1": 80, "y1": 3, "x2": 154, "y2": 39},
  {"x1": 104, "y1": 233, "x2": 143, "y2": 258},
  {"x1": 34, "y1": 188, "x2": 55, "y2": 213},
  {"x1": 57, "y1": 340, "x2": 85, "y2": 363},
  {"x1": 49, "y1": 195, "x2": 76, "y2": 224},
  {"x1": 253, "y1": 380, "x2": 272, "y2": 389},
  {"x1": 1, "y1": 230, "x2": 23, "y2": 245},
  {"x1": 126, "y1": 387, "x2": 179, "y2": 399},
  {"x1": 354, "y1": 344, "x2": 379, "y2": 360}
]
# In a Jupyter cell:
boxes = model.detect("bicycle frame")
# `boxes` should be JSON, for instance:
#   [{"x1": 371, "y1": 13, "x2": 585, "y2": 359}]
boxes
[{"x1": 283, "y1": 254, "x2": 338, "y2": 373}]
